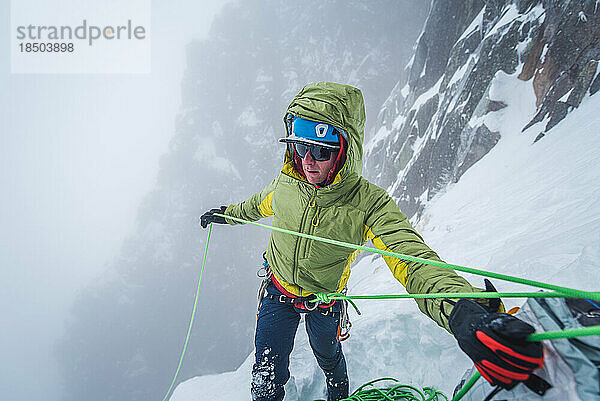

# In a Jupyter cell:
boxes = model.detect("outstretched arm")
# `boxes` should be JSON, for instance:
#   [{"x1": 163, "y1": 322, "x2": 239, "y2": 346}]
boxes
[
  {"x1": 364, "y1": 187, "x2": 473, "y2": 332},
  {"x1": 224, "y1": 175, "x2": 279, "y2": 224},
  {"x1": 365, "y1": 186, "x2": 543, "y2": 388}
]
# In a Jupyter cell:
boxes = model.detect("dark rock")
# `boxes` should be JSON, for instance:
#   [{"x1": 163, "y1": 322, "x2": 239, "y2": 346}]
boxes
[
  {"x1": 520, "y1": 20, "x2": 531, "y2": 40},
  {"x1": 522, "y1": 106, "x2": 545, "y2": 132},
  {"x1": 533, "y1": 132, "x2": 545, "y2": 142},
  {"x1": 416, "y1": 94, "x2": 439, "y2": 136},
  {"x1": 408, "y1": 0, "x2": 485, "y2": 94},
  {"x1": 456, "y1": 124, "x2": 501, "y2": 181},
  {"x1": 518, "y1": 20, "x2": 546, "y2": 81},
  {"x1": 545, "y1": 101, "x2": 570, "y2": 131},
  {"x1": 590, "y1": 70, "x2": 600, "y2": 95},
  {"x1": 486, "y1": 100, "x2": 508, "y2": 112},
  {"x1": 568, "y1": 59, "x2": 599, "y2": 107},
  {"x1": 517, "y1": 0, "x2": 539, "y2": 13},
  {"x1": 547, "y1": 71, "x2": 576, "y2": 103},
  {"x1": 522, "y1": 1, "x2": 600, "y2": 134}
]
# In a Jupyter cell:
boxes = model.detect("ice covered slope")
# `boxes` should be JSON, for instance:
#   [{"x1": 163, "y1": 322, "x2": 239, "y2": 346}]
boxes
[{"x1": 170, "y1": 72, "x2": 600, "y2": 400}]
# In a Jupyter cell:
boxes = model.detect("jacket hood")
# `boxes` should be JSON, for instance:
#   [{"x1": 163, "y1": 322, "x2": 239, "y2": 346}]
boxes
[{"x1": 282, "y1": 81, "x2": 366, "y2": 185}]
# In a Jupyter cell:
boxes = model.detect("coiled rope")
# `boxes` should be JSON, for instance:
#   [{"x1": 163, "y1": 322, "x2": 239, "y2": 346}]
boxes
[{"x1": 332, "y1": 378, "x2": 449, "y2": 401}]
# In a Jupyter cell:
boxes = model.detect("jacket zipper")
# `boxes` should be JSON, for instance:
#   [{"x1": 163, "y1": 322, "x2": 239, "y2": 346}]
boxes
[{"x1": 293, "y1": 188, "x2": 317, "y2": 285}]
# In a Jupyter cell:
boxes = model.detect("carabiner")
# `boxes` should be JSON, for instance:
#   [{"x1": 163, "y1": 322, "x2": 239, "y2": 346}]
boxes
[{"x1": 303, "y1": 299, "x2": 320, "y2": 311}]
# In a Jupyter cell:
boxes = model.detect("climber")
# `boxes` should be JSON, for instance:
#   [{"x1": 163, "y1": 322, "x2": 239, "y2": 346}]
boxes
[{"x1": 200, "y1": 81, "x2": 543, "y2": 401}]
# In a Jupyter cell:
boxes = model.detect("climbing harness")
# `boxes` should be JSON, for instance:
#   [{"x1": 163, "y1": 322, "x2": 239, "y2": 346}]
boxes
[
  {"x1": 257, "y1": 252, "x2": 330, "y2": 311},
  {"x1": 257, "y1": 252, "x2": 354, "y2": 339}
]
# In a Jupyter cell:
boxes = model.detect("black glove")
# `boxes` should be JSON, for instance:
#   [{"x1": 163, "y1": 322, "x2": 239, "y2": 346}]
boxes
[
  {"x1": 449, "y1": 299, "x2": 544, "y2": 389},
  {"x1": 482, "y1": 279, "x2": 502, "y2": 313},
  {"x1": 199, "y1": 206, "x2": 228, "y2": 228}
]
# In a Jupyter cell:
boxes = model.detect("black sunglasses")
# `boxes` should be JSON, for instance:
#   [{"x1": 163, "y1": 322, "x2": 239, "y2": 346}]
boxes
[{"x1": 293, "y1": 142, "x2": 337, "y2": 161}]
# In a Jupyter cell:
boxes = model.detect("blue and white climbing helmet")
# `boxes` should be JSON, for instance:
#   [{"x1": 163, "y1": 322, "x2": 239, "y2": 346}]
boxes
[{"x1": 279, "y1": 115, "x2": 343, "y2": 149}]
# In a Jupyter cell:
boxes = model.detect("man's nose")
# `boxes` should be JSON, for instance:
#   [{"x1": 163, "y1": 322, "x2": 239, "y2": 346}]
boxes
[{"x1": 303, "y1": 150, "x2": 315, "y2": 164}]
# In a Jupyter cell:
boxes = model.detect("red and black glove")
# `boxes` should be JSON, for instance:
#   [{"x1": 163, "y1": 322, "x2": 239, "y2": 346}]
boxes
[{"x1": 449, "y1": 299, "x2": 544, "y2": 389}]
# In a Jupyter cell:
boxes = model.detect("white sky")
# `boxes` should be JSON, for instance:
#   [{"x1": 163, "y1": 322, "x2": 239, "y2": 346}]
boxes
[{"x1": 0, "y1": 1, "x2": 229, "y2": 400}]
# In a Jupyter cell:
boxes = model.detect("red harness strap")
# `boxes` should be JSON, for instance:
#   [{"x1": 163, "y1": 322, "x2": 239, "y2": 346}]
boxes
[{"x1": 270, "y1": 274, "x2": 336, "y2": 310}]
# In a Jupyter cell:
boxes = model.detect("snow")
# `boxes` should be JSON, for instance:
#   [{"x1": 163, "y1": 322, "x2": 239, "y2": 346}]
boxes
[
  {"x1": 411, "y1": 126, "x2": 428, "y2": 154},
  {"x1": 418, "y1": 71, "x2": 600, "y2": 299},
  {"x1": 392, "y1": 113, "x2": 406, "y2": 131},
  {"x1": 540, "y1": 43, "x2": 549, "y2": 63},
  {"x1": 456, "y1": 7, "x2": 484, "y2": 43},
  {"x1": 525, "y1": 4, "x2": 545, "y2": 24},
  {"x1": 409, "y1": 76, "x2": 442, "y2": 113},
  {"x1": 400, "y1": 83, "x2": 410, "y2": 98},
  {"x1": 448, "y1": 61, "x2": 469, "y2": 89},
  {"x1": 484, "y1": 4, "x2": 520, "y2": 40},
  {"x1": 364, "y1": 125, "x2": 390, "y2": 154},
  {"x1": 172, "y1": 72, "x2": 600, "y2": 400},
  {"x1": 558, "y1": 88, "x2": 573, "y2": 103},
  {"x1": 405, "y1": 54, "x2": 415, "y2": 70},
  {"x1": 484, "y1": 3, "x2": 545, "y2": 41},
  {"x1": 447, "y1": 53, "x2": 478, "y2": 89}
]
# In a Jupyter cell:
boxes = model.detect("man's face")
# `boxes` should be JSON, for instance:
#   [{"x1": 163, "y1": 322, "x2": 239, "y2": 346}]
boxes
[{"x1": 300, "y1": 145, "x2": 338, "y2": 185}]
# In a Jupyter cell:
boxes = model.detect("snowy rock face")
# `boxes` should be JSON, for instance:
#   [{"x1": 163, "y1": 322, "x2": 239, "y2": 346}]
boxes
[{"x1": 365, "y1": 0, "x2": 600, "y2": 218}]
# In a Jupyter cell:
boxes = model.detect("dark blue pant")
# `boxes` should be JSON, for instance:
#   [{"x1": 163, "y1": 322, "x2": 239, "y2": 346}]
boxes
[{"x1": 251, "y1": 284, "x2": 349, "y2": 401}]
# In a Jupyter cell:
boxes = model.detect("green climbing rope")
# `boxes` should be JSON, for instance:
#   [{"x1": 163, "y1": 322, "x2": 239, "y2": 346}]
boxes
[
  {"x1": 315, "y1": 378, "x2": 449, "y2": 401},
  {"x1": 451, "y1": 373, "x2": 480, "y2": 401},
  {"x1": 313, "y1": 291, "x2": 568, "y2": 303},
  {"x1": 215, "y1": 213, "x2": 600, "y2": 301},
  {"x1": 160, "y1": 224, "x2": 213, "y2": 401},
  {"x1": 311, "y1": 291, "x2": 572, "y2": 318}
]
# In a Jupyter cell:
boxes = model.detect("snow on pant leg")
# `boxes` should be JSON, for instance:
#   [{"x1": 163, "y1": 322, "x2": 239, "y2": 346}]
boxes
[
  {"x1": 305, "y1": 310, "x2": 349, "y2": 401},
  {"x1": 252, "y1": 295, "x2": 300, "y2": 401}
]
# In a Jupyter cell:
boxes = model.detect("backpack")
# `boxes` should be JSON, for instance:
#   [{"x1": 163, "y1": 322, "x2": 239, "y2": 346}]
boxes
[{"x1": 454, "y1": 297, "x2": 600, "y2": 401}]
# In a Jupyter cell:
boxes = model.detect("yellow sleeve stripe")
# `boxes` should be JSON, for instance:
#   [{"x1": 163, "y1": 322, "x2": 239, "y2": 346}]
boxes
[
  {"x1": 365, "y1": 226, "x2": 409, "y2": 286},
  {"x1": 258, "y1": 191, "x2": 275, "y2": 217}
]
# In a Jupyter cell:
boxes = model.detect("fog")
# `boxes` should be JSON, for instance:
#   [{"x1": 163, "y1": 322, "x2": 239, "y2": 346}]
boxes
[{"x1": 0, "y1": 1, "x2": 228, "y2": 400}]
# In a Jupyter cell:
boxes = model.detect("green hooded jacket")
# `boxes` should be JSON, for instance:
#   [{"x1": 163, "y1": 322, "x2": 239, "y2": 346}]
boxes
[{"x1": 225, "y1": 81, "x2": 475, "y2": 332}]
